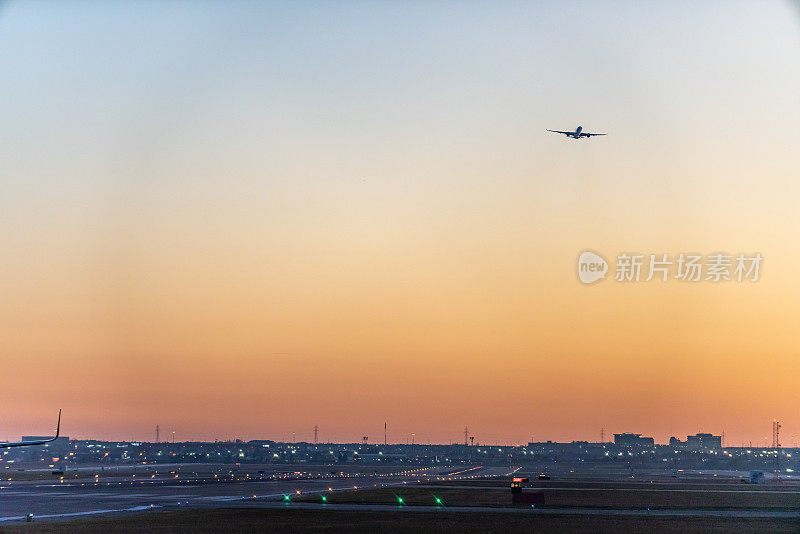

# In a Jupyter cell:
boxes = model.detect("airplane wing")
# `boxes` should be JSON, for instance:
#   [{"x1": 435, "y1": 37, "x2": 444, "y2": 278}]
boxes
[
  {"x1": 547, "y1": 130, "x2": 574, "y2": 135},
  {"x1": 0, "y1": 410, "x2": 61, "y2": 449},
  {"x1": 580, "y1": 132, "x2": 607, "y2": 137}
]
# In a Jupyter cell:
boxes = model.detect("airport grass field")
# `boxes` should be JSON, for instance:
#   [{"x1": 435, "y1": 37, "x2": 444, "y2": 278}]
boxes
[
  {"x1": 1, "y1": 508, "x2": 799, "y2": 534},
  {"x1": 296, "y1": 483, "x2": 800, "y2": 510}
]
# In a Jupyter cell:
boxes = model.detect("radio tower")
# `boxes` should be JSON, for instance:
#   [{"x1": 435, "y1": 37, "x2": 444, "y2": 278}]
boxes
[
  {"x1": 773, "y1": 420, "x2": 781, "y2": 480},
  {"x1": 384, "y1": 422, "x2": 387, "y2": 446},
  {"x1": 156, "y1": 425, "x2": 160, "y2": 443},
  {"x1": 601, "y1": 428, "x2": 604, "y2": 444},
  {"x1": 313, "y1": 425, "x2": 319, "y2": 444},
  {"x1": 464, "y1": 426, "x2": 469, "y2": 446},
  {"x1": 772, "y1": 420, "x2": 780, "y2": 447}
]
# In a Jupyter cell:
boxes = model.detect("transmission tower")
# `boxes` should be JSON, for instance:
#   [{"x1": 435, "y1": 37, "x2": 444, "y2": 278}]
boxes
[
  {"x1": 313, "y1": 425, "x2": 319, "y2": 444},
  {"x1": 773, "y1": 420, "x2": 781, "y2": 481},
  {"x1": 156, "y1": 425, "x2": 160, "y2": 443},
  {"x1": 464, "y1": 426, "x2": 469, "y2": 446}
]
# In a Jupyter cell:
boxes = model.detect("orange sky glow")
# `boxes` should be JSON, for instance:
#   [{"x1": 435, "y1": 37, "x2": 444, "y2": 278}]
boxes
[{"x1": 1, "y1": 2, "x2": 799, "y2": 446}]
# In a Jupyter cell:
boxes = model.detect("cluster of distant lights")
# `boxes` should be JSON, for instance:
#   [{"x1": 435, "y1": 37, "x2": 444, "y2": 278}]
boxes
[
  {"x1": 274, "y1": 466, "x2": 509, "y2": 506},
  {"x1": 0, "y1": 465, "x2": 449, "y2": 487},
  {"x1": 5, "y1": 440, "x2": 796, "y2": 490},
  {"x1": 11, "y1": 459, "x2": 798, "y2": 513},
  {"x1": 0, "y1": 463, "x2": 515, "y2": 506},
  {"x1": 16, "y1": 441, "x2": 798, "y2": 472},
  {"x1": 13, "y1": 465, "x2": 502, "y2": 506}
]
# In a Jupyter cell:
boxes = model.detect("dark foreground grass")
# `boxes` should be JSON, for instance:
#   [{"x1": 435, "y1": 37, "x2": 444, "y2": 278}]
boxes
[
  {"x1": 298, "y1": 486, "x2": 800, "y2": 510},
  {"x1": 1, "y1": 508, "x2": 799, "y2": 534}
]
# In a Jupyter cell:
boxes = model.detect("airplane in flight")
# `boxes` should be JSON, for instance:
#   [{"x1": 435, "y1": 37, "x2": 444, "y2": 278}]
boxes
[
  {"x1": 0, "y1": 410, "x2": 61, "y2": 448},
  {"x1": 547, "y1": 126, "x2": 606, "y2": 139}
]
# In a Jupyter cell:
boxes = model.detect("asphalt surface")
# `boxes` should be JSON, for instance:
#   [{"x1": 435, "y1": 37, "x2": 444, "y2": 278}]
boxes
[
  {"x1": 0, "y1": 465, "x2": 512, "y2": 522},
  {"x1": 4, "y1": 466, "x2": 799, "y2": 524}
]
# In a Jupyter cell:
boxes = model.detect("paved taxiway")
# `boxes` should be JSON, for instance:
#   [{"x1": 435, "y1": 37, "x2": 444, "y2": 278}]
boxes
[{"x1": 0, "y1": 466, "x2": 512, "y2": 522}]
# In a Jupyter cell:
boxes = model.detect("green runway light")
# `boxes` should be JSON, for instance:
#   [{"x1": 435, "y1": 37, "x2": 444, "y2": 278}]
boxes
[
  {"x1": 283, "y1": 494, "x2": 291, "y2": 502},
  {"x1": 435, "y1": 497, "x2": 442, "y2": 505},
  {"x1": 397, "y1": 497, "x2": 404, "y2": 504},
  {"x1": 321, "y1": 495, "x2": 328, "y2": 502}
]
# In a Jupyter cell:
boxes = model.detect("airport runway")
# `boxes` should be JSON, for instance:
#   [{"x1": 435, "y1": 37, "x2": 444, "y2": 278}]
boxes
[
  {"x1": 0, "y1": 465, "x2": 512, "y2": 522},
  {"x1": 5, "y1": 465, "x2": 797, "y2": 524}
]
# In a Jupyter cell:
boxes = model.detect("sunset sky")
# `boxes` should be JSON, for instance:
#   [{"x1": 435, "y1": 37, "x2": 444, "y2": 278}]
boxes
[{"x1": 1, "y1": 2, "x2": 799, "y2": 446}]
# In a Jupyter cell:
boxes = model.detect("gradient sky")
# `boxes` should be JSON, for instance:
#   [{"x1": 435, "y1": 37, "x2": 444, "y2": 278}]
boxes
[{"x1": 1, "y1": 1, "x2": 799, "y2": 446}]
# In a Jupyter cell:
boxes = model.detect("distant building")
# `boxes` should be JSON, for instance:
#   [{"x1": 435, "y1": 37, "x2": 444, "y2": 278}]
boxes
[
  {"x1": 21, "y1": 436, "x2": 69, "y2": 449},
  {"x1": 668, "y1": 433, "x2": 722, "y2": 451},
  {"x1": 613, "y1": 433, "x2": 655, "y2": 447},
  {"x1": 686, "y1": 433, "x2": 722, "y2": 451}
]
